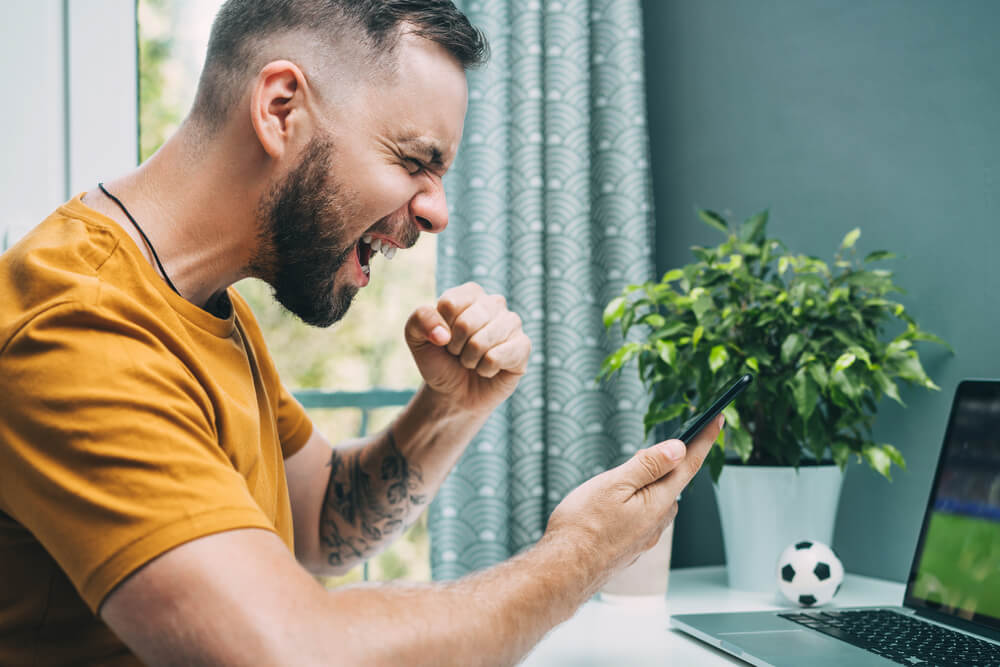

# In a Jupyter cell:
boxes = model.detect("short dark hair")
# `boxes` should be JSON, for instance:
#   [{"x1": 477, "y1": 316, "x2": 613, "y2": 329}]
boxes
[{"x1": 191, "y1": 0, "x2": 489, "y2": 129}]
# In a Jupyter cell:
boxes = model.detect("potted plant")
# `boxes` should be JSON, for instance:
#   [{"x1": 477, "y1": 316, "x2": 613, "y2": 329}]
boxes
[{"x1": 600, "y1": 209, "x2": 949, "y2": 590}]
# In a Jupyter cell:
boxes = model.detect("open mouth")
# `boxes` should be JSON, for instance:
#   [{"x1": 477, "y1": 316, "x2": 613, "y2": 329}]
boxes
[{"x1": 355, "y1": 234, "x2": 399, "y2": 280}]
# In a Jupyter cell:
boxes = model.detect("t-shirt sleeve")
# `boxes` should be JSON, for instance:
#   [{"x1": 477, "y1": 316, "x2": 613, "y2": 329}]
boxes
[
  {"x1": 275, "y1": 382, "x2": 313, "y2": 458},
  {"x1": 0, "y1": 303, "x2": 279, "y2": 612}
]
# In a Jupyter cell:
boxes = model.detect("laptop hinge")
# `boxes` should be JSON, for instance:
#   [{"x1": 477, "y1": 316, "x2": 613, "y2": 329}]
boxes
[{"x1": 911, "y1": 607, "x2": 1000, "y2": 644}]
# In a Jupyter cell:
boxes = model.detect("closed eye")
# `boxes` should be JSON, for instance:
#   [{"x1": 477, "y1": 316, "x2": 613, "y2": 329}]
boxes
[{"x1": 403, "y1": 157, "x2": 426, "y2": 175}]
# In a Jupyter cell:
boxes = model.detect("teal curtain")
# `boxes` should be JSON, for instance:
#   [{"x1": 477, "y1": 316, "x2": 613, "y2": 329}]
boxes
[{"x1": 429, "y1": 0, "x2": 656, "y2": 579}]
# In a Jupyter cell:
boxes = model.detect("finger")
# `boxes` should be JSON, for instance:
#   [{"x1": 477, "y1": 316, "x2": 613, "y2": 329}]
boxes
[
  {"x1": 435, "y1": 282, "x2": 488, "y2": 330},
  {"x1": 459, "y1": 310, "x2": 524, "y2": 370},
  {"x1": 444, "y1": 294, "x2": 506, "y2": 357},
  {"x1": 404, "y1": 304, "x2": 452, "y2": 348},
  {"x1": 647, "y1": 415, "x2": 725, "y2": 502},
  {"x1": 474, "y1": 331, "x2": 531, "y2": 378},
  {"x1": 615, "y1": 439, "x2": 688, "y2": 491}
]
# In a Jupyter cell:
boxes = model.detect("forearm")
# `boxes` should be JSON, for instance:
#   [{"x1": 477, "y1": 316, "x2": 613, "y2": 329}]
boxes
[
  {"x1": 323, "y1": 528, "x2": 601, "y2": 666},
  {"x1": 317, "y1": 384, "x2": 491, "y2": 572}
]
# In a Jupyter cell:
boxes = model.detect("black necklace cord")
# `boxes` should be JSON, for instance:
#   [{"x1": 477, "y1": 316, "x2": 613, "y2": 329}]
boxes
[{"x1": 98, "y1": 182, "x2": 182, "y2": 297}]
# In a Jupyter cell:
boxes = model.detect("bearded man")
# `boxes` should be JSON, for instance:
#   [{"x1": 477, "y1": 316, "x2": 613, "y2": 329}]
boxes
[{"x1": 0, "y1": 1, "x2": 721, "y2": 664}]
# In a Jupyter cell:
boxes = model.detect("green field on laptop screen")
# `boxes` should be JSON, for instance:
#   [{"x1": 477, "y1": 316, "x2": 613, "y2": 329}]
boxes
[
  {"x1": 913, "y1": 511, "x2": 1000, "y2": 619},
  {"x1": 910, "y1": 387, "x2": 1000, "y2": 622}
]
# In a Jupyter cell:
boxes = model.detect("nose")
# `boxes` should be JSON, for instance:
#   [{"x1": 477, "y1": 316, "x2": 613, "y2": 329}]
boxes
[{"x1": 409, "y1": 175, "x2": 448, "y2": 234}]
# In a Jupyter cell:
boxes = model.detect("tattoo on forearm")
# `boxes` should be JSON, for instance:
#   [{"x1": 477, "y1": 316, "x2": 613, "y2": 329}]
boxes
[{"x1": 320, "y1": 431, "x2": 426, "y2": 568}]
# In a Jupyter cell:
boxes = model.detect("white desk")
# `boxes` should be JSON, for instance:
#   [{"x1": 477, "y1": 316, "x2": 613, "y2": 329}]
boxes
[{"x1": 522, "y1": 566, "x2": 905, "y2": 666}]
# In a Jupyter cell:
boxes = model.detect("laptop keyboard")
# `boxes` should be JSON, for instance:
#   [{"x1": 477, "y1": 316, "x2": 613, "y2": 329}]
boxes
[{"x1": 778, "y1": 609, "x2": 1000, "y2": 666}]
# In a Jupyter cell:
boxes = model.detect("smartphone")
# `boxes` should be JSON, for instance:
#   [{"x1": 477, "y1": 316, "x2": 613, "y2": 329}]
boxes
[{"x1": 672, "y1": 373, "x2": 753, "y2": 442}]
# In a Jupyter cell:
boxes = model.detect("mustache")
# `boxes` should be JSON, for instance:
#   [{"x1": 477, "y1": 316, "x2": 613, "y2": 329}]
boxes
[{"x1": 365, "y1": 213, "x2": 420, "y2": 249}]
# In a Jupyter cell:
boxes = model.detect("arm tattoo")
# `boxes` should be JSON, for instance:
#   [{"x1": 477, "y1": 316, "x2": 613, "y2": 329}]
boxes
[{"x1": 320, "y1": 431, "x2": 426, "y2": 568}]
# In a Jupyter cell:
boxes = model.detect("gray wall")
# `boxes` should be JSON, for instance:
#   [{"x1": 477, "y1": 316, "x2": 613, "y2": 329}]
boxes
[{"x1": 642, "y1": 0, "x2": 1000, "y2": 582}]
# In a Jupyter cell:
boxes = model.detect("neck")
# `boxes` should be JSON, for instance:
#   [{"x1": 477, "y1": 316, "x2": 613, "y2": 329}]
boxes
[{"x1": 86, "y1": 120, "x2": 268, "y2": 311}]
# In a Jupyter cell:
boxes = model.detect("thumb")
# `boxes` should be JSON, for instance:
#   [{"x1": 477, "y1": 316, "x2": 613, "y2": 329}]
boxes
[
  {"x1": 617, "y1": 440, "x2": 687, "y2": 490},
  {"x1": 404, "y1": 304, "x2": 452, "y2": 348}
]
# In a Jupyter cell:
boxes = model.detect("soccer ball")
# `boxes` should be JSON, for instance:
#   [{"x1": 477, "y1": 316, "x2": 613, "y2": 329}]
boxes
[{"x1": 776, "y1": 540, "x2": 844, "y2": 607}]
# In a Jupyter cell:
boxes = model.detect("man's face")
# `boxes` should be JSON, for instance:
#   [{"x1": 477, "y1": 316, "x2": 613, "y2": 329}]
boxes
[{"x1": 253, "y1": 34, "x2": 469, "y2": 327}]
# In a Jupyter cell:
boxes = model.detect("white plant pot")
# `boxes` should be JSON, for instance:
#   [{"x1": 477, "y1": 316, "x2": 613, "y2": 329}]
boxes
[{"x1": 713, "y1": 464, "x2": 845, "y2": 592}]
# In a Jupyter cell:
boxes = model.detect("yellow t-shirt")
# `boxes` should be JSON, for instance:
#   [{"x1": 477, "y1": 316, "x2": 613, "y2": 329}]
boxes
[{"x1": 0, "y1": 195, "x2": 314, "y2": 664}]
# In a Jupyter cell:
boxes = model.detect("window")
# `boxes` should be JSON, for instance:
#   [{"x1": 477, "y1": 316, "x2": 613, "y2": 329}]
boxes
[{"x1": 138, "y1": 0, "x2": 433, "y2": 584}]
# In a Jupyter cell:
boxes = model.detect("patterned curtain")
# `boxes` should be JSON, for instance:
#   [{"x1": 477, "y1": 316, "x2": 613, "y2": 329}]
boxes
[{"x1": 429, "y1": 0, "x2": 656, "y2": 579}]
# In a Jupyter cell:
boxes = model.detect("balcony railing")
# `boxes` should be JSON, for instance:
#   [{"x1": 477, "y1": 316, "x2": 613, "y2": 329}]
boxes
[{"x1": 294, "y1": 388, "x2": 415, "y2": 438}]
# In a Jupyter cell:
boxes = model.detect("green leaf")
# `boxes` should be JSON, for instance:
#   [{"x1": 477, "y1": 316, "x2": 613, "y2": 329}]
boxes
[
  {"x1": 831, "y1": 441, "x2": 851, "y2": 470},
  {"x1": 832, "y1": 368, "x2": 862, "y2": 402},
  {"x1": 642, "y1": 313, "x2": 666, "y2": 328},
  {"x1": 709, "y1": 345, "x2": 729, "y2": 373},
  {"x1": 707, "y1": 444, "x2": 725, "y2": 483},
  {"x1": 864, "y1": 250, "x2": 896, "y2": 263},
  {"x1": 872, "y1": 368, "x2": 904, "y2": 405},
  {"x1": 883, "y1": 444, "x2": 906, "y2": 470},
  {"x1": 903, "y1": 328, "x2": 953, "y2": 352},
  {"x1": 863, "y1": 444, "x2": 893, "y2": 480},
  {"x1": 721, "y1": 404, "x2": 741, "y2": 429},
  {"x1": 697, "y1": 208, "x2": 729, "y2": 233},
  {"x1": 598, "y1": 342, "x2": 641, "y2": 378},
  {"x1": 656, "y1": 340, "x2": 677, "y2": 367},
  {"x1": 643, "y1": 403, "x2": 688, "y2": 435},
  {"x1": 739, "y1": 210, "x2": 769, "y2": 244},
  {"x1": 791, "y1": 367, "x2": 819, "y2": 421},
  {"x1": 887, "y1": 339, "x2": 912, "y2": 355},
  {"x1": 692, "y1": 292, "x2": 714, "y2": 321},
  {"x1": 804, "y1": 412, "x2": 827, "y2": 461},
  {"x1": 781, "y1": 333, "x2": 805, "y2": 365},
  {"x1": 728, "y1": 426, "x2": 753, "y2": 462},
  {"x1": 846, "y1": 345, "x2": 874, "y2": 369},
  {"x1": 778, "y1": 256, "x2": 790, "y2": 276},
  {"x1": 807, "y1": 362, "x2": 829, "y2": 389},
  {"x1": 692, "y1": 325, "x2": 704, "y2": 348},
  {"x1": 892, "y1": 351, "x2": 940, "y2": 390},
  {"x1": 661, "y1": 268, "x2": 684, "y2": 283},
  {"x1": 832, "y1": 352, "x2": 857, "y2": 374},
  {"x1": 840, "y1": 228, "x2": 861, "y2": 249},
  {"x1": 621, "y1": 308, "x2": 635, "y2": 334},
  {"x1": 745, "y1": 357, "x2": 759, "y2": 373},
  {"x1": 603, "y1": 296, "x2": 626, "y2": 328}
]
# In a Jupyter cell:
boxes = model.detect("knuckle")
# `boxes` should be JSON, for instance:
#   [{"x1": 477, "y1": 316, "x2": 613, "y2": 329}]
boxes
[
  {"x1": 638, "y1": 450, "x2": 662, "y2": 480},
  {"x1": 462, "y1": 281, "x2": 485, "y2": 297},
  {"x1": 451, "y1": 317, "x2": 473, "y2": 339}
]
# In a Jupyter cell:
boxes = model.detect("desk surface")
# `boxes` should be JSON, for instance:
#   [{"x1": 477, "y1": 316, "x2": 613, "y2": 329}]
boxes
[{"x1": 522, "y1": 565, "x2": 906, "y2": 666}]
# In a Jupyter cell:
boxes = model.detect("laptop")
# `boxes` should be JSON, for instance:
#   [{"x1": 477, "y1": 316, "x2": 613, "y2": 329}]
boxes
[{"x1": 671, "y1": 379, "x2": 1000, "y2": 666}]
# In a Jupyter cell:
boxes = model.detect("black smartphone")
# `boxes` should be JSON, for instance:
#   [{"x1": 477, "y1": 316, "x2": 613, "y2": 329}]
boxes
[{"x1": 672, "y1": 373, "x2": 753, "y2": 442}]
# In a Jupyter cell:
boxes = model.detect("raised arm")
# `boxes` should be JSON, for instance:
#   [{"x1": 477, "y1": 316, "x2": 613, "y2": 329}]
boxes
[
  {"x1": 101, "y1": 417, "x2": 722, "y2": 665},
  {"x1": 286, "y1": 282, "x2": 529, "y2": 574}
]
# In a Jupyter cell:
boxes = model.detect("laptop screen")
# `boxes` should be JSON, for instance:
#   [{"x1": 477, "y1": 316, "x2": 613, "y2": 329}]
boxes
[{"x1": 905, "y1": 380, "x2": 1000, "y2": 631}]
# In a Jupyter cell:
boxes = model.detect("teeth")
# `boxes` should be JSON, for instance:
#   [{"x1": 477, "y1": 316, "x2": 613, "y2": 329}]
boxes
[
  {"x1": 384, "y1": 245, "x2": 397, "y2": 260},
  {"x1": 361, "y1": 264, "x2": 370, "y2": 276},
  {"x1": 362, "y1": 234, "x2": 373, "y2": 244},
  {"x1": 371, "y1": 238, "x2": 383, "y2": 252}
]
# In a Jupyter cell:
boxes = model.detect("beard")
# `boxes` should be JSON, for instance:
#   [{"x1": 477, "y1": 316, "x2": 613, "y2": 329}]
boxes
[{"x1": 249, "y1": 135, "x2": 360, "y2": 327}]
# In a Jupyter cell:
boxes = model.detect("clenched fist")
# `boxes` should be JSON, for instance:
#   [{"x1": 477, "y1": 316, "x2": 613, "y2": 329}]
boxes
[{"x1": 405, "y1": 282, "x2": 531, "y2": 414}]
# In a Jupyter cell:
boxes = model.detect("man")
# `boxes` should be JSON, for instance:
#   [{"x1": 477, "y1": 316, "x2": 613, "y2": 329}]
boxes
[{"x1": 0, "y1": 1, "x2": 721, "y2": 663}]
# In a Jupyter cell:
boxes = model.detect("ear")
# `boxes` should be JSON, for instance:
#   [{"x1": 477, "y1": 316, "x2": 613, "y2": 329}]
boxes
[{"x1": 249, "y1": 60, "x2": 311, "y2": 161}]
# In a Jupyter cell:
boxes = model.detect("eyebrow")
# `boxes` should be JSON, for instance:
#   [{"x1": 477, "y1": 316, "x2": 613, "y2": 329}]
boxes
[{"x1": 398, "y1": 136, "x2": 446, "y2": 168}]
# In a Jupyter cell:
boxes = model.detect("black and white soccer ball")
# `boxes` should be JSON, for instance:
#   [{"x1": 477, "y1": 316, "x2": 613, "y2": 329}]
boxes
[{"x1": 776, "y1": 540, "x2": 844, "y2": 607}]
